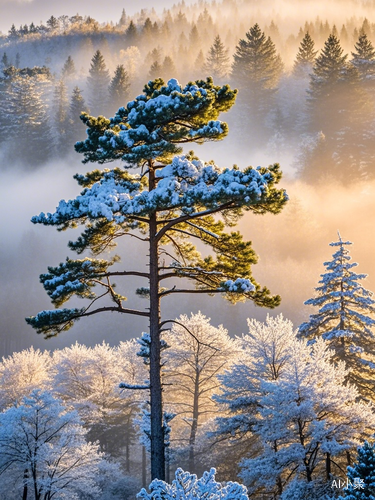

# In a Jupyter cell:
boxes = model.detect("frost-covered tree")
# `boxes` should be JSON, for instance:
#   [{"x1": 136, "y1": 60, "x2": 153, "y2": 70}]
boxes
[
  {"x1": 216, "y1": 316, "x2": 375, "y2": 498},
  {"x1": 0, "y1": 390, "x2": 105, "y2": 500},
  {"x1": 26, "y1": 77, "x2": 287, "y2": 480},
  {"x1": 0, "y1": 347, "x2": 52, "y2": 409},
  {"x1": 108, "y1": 65, "x2": 131, "y2": 114},
  {"x1": 137, "y1": 467, "x2": 249, "y2": 500},
  {"x1": 351, "y1": 30, "x2": 375, "y2": 81},
  {"x1": 87, "y1": 50, "x2": 110, "y2": 116},
  {"x1": 299, "y1": 235, "x2": 375, "y2": 402},
  {"x1": 339, "y1": 441, "x2": 375, "y2": 499},
  {"x1": 163, "y1": 312, "x2": 238, "y2": 472},
  {"x1": 232, "y1": 23, "x2": 283, "y2": 125},
  {"x1": 293, "y1": 32, "x2": 318, "y2": 77},
  {"x1": 204, "y1": 35, "x2": 230, "y2": 81},
  {"x1": 53, "y1": 341, "x2": 146, "y2": 464}
]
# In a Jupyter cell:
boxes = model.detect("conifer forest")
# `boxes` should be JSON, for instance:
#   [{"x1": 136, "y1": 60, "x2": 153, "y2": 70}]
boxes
[{"x1": 1, "y1": 0, "x2": 375, "y2": 498}]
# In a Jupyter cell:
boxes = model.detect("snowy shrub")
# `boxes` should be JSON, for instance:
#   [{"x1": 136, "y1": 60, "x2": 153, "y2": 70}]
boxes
[{"x1": 137, "y1": 468, "x2": 249, "y2": 500}]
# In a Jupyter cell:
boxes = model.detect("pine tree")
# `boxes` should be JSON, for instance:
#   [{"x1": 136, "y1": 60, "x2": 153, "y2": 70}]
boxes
[
  {"x1": 351, "y1": 30, "x2": 375, "y2": 81},
  {"x1": 108, "y1": 65, "x2": 130, "y2": 114},
  {"x1": 62, "y1": 55, "x2": 76, "y2": 79},
  {"x1": 293, "y1": 32, "x2": 318, "y2": 76},
  {"x1": 15, "y1": 52, "x2": 20, "y2": 69},
  {"x1": 340, "y1": 441, "x2": 375, "y2": 499},
  {"x1": 26, "y1": 77, "x2": 287, "y2": 480},
  {"x1": 231, "y1": 24, "x2": 283, "y2": 131},
  {"x1": 87, "y1": 50, "x2": 110, "y2": 116},
  {"x1": 299, "y1": 234, "x2": 375, "y2": 402},
  {"x1": 204, "y1": 35, "x2": 230, "y2": 81},
  {"x1": 46, "y1": 15, "x2": 59, "y2": 32}
]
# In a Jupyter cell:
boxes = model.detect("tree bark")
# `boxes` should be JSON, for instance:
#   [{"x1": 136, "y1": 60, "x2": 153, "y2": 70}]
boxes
[
  {"x1": 188, "y1": 366, "x2": 200, "y2": 472},
  {"x1": 326, "y1": 452, "x2": 331, "y2": 480},
  {"x1": 22, "y1": 469, "x2": 28, "y2": 500},
  {"x1": 149, "y1": 164, "x2": 165, "y2": 481},
  {"x1": 142, "y1": 445, "x2": 147, "y2": 488}
]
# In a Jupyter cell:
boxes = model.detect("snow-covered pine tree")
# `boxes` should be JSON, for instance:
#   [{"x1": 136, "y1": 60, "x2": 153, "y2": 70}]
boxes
[
  {"x1": 108, "y1": 65, "x2": 131, "y2": 115},
  {"x1": 293, "y1": 31, "x2": 318, "y2": 77},
  {"x1": 339, "y1": 441, "x2": 375, "y2": 499},
  {"x1": 87, "y1": 50, "x2": 110, "y2": 116},
  {"x1": 26, "y1": 77, "x2": 287, "y2": 480},
  {"x1": 204, "y1": 35, "x2": 230, "y2": 82},
  {"x1": 232, "y1": 23, "x2": 283, "y2": 126},
  {"x1": 351, "y1": 30, "x2": 375, "y2": 82},
  {"x1": 299, "y1": 234, "x2": 375, "y2": 402}
]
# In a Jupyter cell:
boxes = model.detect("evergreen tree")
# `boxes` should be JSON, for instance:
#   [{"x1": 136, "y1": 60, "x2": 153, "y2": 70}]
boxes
[
  {"x1": 108, "y1": 65, "x2": 131, "y2": 114},
  {"x1": 340, "y1": 441, "x2": 375, "y2": 499},
  {"x1": 161, "y1": 56, "x2": 177, "y2": 81},
  {"x1": 87, "y1": 50, "x2": 110, "y2": 116},
  {"x1": 46, "y1": 15, "x2": 59, "y2": 32},
  {"x1": 351, "y1": 30, "x2": 375, "y2": 81},
  {"x1": 2, "y1": 71, "x2": 52, "y2": 165},
  {"x1": 53, "y1": 78, "x2": 70, "y2": 155},
  {"x1": 204, "y1": 35, "x2": 230, "y2": 81},
  {"x1": 66, "y1": 86, "x2": 89, "y2": 148},
  {"x1": 148, "y1": 60, "x2": 162, "y2": 80},
  {"x1": 1, "y1": 52, "x2": 10, "y2": 70},
  {"x1": 118, "y1": 8, "x2": 127, "y2": 28},
  {"x1": 8, "y1": 24, "x2": 18, "y2": 39},
  {"x1": 26, "y1": 77, "x2": 287, "y2": 480},
  {"x1": 293, "y1": 32, "x2": 318, "y2": 76},
  {"x1": 15, "y1": 52, "x2": 20, "y2": 69},
  {"x1": 62, "y1": 55, "x2": 76, "y2": 78},
  {"x1": 307, "y1": 34, "x2": 370, "y2": 181},
  {"x1": 299, "y1": 234, "x2": 375, "y2": 402},
  {"x1": 125, "y1": 21, "x2": 138, "y2": 45},
  {"x1": 231, "y1": 24, "x2": 283, "y2": 134}
]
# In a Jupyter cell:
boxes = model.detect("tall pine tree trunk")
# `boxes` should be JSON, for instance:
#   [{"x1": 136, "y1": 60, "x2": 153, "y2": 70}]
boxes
[{"x1": 149, "y1": 164, "x2": 165, "y2": 480}]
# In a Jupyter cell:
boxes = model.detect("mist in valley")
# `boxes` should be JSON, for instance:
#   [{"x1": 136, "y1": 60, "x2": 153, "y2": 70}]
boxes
[{"x1": 1, "y1": 0, "x2": 375, "y2": 358}]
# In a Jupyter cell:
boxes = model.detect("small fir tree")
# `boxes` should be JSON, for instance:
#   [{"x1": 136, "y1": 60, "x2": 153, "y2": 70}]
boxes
[
  {"x1": 87, "y1": 50, "x2": 110, "y2": 116},
  {"x1": 340, "y1": 441, "x2": 375, "y2": 499},
  {"x1": 148, "y1": 60, "x2": 162, "y2": 80},
  {"x1": 293, "y1": 32, "x2": 318, "y2": 76},
  {"x1": 299, "y1": 234, "x2": 375, "y2": 402},
  {"x1": 161, "y1": 56, "x2": 177, "y2": 81},
  {"x1": 204, "y1": 35, "x2": 230, "y2": 81}
]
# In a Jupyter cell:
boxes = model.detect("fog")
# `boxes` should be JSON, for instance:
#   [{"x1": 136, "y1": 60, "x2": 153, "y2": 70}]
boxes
[{"x1": 1, "y1": 0, "x2": 375, "y2": 357}]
